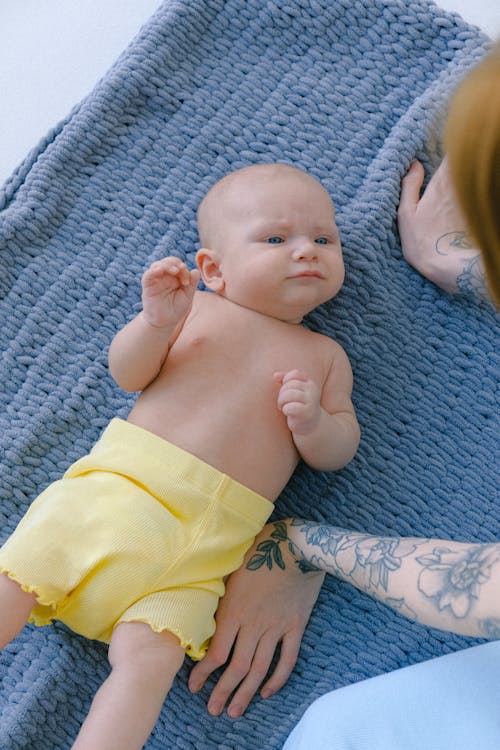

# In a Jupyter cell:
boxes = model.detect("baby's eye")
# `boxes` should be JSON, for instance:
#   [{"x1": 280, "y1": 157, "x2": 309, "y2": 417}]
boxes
[
  {"x1": 314, "y1": 237, "x2": 329, "y2": 245},
  {"x1": 266, "y1": 236, "x2": 284, "y2": 244}
]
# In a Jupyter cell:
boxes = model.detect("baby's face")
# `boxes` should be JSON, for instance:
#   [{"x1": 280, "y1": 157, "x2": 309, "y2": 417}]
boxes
[{"x1": 206, "y1": 165, "x2": 344, "y2": 323}]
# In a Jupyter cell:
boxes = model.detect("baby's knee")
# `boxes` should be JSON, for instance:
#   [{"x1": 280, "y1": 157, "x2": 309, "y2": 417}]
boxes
[
  {"x1": 0, "y1": 573, "x2": 37, "y2": 615},
  {"x1": 109, "y1": 621, "x2": 185, "y2": 680}
]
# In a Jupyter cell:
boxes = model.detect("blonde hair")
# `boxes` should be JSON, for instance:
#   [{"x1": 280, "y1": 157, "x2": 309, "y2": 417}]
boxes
[{"x1": 445, "y1": 43, "x2": 500, "y2": 305}]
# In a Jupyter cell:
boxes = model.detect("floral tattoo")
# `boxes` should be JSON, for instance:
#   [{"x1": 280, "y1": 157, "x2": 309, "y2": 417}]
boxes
[
  {"x1": 435, "y1": 230, "x2": 489, "y2": 300},
  {"x1": 416, "y1": 545, "x2": 500, "y2": 619},
  {"x1": 247, "y1": 521, "x2": 499, "y2": 637},
  {"x1": 246, "y1": 521, "x2": 318, "y2": 574},
  {"x1": 455, "y1": 256, "x2": 489, "y2": 299}
]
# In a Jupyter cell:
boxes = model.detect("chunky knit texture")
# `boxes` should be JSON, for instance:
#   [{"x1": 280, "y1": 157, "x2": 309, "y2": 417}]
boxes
[{"x1": 0, "y1": 1, "x2": 498, "y2": 747}]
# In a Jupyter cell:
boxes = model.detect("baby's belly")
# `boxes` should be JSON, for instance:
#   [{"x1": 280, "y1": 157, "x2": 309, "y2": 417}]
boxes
[{"x1": 127, "y1": 394, "x2": 298, "y2": 501}]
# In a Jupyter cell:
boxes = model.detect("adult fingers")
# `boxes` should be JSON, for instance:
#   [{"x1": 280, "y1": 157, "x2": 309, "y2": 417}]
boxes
[
  {"x1": 204, "y1": 628, "x2": 262, "y2": 716},
  {"x1": 398, "y1": 160, "x2": 425, "y2": 221},
  {"x1": 260, "y1": 627, "x2": 302, "y2": 699},
  {"x1": 188, "y1": 620, "x2": 239, "y2": 694},
  {"x1": 225, "y1": 630, "x2": 284, "y2": 718}
]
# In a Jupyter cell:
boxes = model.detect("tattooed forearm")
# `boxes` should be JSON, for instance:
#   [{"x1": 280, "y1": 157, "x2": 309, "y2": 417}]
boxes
[
  {"x1": 434, "y1": 231, "x2": 490, "y2": 301},
  {"x1": 248, "y1": 520, "x2": 426, "y2": 590},
  {"x1": 246, "y1": 521, "x2": 318, "y2": 574},
  {"x1": 416, "y1": 545, "x2": 500, "y2": 619},
  {"x1": 455, "y1": 255, "x2": 490, "y2": 300},
  {"x1": 247, "y1": 520, "x2": 500, "y2": 639},
  {"x1": 479, "y1": 619, "x2": 500, "y2": 639}
]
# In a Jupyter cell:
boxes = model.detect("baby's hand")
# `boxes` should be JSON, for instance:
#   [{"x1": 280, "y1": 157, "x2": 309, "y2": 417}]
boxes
[
  {"x1": 141, "y1": 257, "x2": 200, "y2": 328},
  {"x1": 275, "y1": 370, "x2": 322, "y2": 435}
]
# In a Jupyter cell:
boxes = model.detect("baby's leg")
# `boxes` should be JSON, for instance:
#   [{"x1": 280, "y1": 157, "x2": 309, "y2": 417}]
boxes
[
  {"x1": 0, "y1": 573, "x2": 37, "y2": 649},
  {"x1": 72, "y1": 621, "x2": 185, "y2": 750}
]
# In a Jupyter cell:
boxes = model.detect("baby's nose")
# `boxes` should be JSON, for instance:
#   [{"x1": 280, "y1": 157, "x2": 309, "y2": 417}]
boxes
[{"x1": 292, "y1": 240, "x2": 318, "y2": 260}]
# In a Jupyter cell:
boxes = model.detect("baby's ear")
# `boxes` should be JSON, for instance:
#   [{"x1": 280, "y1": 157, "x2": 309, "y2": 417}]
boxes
[{"x1": 196, "y1": 248, "x2": 225, "y2": 292}]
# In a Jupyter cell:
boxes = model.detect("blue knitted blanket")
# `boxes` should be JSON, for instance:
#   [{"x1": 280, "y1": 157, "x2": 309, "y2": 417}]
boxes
[{"x1": 0, "y1": 1, "x2": 498, "y2": 747}]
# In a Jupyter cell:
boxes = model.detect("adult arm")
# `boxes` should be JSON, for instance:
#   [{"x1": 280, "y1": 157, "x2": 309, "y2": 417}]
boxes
[
  {"x1": 398, "y1": 159, "x2": 489, "y2": 300},
  {"x1": 190, "y1": 517, "x2": 499, "y2": 717},
  {"x1": 282, "y1": 518, "x2": 500, "y2": 638}
]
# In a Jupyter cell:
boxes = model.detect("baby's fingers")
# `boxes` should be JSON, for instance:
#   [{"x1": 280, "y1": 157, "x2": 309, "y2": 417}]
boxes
[
  {"x1": 188, "y1": 267, "x2": 201, "y2": 289},
  {"x1": 143, "y1": 257, "x2": 188, "y2": 286},
  {"x1": 277, "y1": 385, "x2": 307, "y2": 411},
  {"x1": 274, "y1": 369, "x2": 308, "y2": 385},
  {"x1": 160, "y1": 257, "x2": 191, "y2": 286},
  {"x1": 281, "y1": 401, "x2": 307, "y2": 419}
]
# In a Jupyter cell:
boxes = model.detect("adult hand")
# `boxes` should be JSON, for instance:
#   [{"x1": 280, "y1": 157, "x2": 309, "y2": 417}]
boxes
[
  {"x1": 398, "y1": 159, "x2": 485, "y2": 296},
  {"x1": 188, "y1": 522, "x2": 325, "y2": 718}
]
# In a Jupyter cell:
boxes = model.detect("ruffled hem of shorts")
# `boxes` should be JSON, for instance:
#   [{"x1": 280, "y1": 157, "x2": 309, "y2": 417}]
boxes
[
  {"x1": 117, "y1": 616, "x2": 208, "y2": 661},
  {"x1": 0, "y1": 567, "x2": 59, "y2": 615}
]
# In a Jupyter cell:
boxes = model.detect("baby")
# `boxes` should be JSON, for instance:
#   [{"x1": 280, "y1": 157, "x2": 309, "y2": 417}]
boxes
[{"x1": 0, "y1": 163, "x2": 360, "y2": 749}]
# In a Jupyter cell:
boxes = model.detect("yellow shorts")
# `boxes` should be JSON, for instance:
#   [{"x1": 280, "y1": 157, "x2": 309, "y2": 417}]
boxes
[{"x1": 0, "y1": 419, "x2": 273, "y2": 659}]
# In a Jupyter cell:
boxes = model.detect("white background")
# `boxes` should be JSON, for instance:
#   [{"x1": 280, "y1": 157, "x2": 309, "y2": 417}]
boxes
[{"x1": 0, "y1": 0, "x2": 498, "y2": 186}]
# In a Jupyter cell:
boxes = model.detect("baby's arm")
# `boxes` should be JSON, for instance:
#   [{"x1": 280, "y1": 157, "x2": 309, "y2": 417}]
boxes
[
  {"x1": 108, "y1": 257, "x2": 199, "y2": 392},
  {"x1": 275, "y1": 345, "x2": 360, "y2": 471}
]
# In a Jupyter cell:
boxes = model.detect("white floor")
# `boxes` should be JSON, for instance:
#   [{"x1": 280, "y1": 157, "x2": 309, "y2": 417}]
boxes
[{"x1": 0, "y1": 0, "x2": 498, "y2": 187}]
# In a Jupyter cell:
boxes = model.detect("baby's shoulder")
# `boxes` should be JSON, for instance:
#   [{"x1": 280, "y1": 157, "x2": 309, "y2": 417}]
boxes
[
  {"x1": 305, "y1": 329, "x2": 353, "y2": 378},
  {"x1": 304, "y1": 327, "x2": 345, "y2": 355}
]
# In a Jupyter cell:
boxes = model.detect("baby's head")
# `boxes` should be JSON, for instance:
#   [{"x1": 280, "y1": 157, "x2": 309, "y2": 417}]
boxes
[
  {"x1": 196, "y1": 163, "x2": 345, "y2": 323},
  {"x1": 197, "y1": 163, "x2": 335, "y2": 246}
]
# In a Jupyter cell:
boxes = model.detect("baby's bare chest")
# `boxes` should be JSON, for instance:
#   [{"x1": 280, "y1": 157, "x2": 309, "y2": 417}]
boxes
[
  {"x1": 170, "y1": 301, "x2": 328, "y2": 387},
  {"x1": 133, "y1": 298, "x2": 335, "y2": 495}
]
